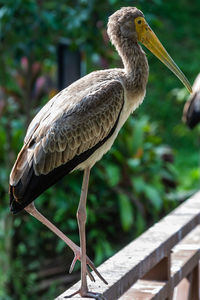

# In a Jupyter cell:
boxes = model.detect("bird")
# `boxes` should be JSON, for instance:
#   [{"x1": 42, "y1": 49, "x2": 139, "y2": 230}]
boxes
[
  {"x1": 9, "y1": 7, "x2": 192, "y2": 299},
  {"x1": 183, "y1": 73, "x2": 200, "y2": 129}
]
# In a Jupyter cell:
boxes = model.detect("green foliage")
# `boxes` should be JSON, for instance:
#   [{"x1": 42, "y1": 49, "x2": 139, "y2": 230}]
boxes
[
  {"x1": 0, "y1": 0, "x2": 200, "y2": 299},
  {"x1": 118, "y1": 193, "x2": 134, "y2": 232}
]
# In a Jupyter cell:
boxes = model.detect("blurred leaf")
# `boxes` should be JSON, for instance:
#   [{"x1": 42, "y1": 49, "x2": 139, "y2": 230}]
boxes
[
  {"x1": 132, "y1": 177, "x2": 146, "y2": 193},
  {"x1": 144, "y1": 185, "x2": 163, "y2": 211},
  {"x1": 135, "y1": 212, "x2": 146, "y2": 236},
  {"x1": 118, "y1": 193, "x2": 134, "y2": 231},
  {"x1": 106, "y1": 164, "x2": 120, "y2": 186},
  {"x1": 94, "y1": 241, "x2": 104, "y2": 266},
  {"x1": 127, "y1": 158, "x2": 140, "y2": 169}
]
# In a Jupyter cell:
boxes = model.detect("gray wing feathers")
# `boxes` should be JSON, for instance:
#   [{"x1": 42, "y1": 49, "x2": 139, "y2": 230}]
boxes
[
  {"x1": 11, "y1": 79, "x2": 124, "y2": 183},
  {"x1": 33, "y1": 80, "x2": 123, "y2": 175}
]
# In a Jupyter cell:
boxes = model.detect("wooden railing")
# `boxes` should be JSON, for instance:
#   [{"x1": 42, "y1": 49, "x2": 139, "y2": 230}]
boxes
[{"x1": 56, "y1": 191, "x2": 200, "y2": 300}]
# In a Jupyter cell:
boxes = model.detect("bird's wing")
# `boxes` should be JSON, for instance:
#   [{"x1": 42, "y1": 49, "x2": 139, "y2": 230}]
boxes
[
  {"x1": 33, "y1": 80, "x2": 124, "y2": 175},
  {"x1": 10, "y1": 79, "x2": 124, "y2": 186}
]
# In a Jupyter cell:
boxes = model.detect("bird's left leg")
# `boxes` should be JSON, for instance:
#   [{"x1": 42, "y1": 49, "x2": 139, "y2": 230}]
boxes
[
  {"x1": 66, "y1": 167, "x2": 107, "y2": 299},
  {"x1": 24, "y1": 202, "x2": 106, "y2": 284}
]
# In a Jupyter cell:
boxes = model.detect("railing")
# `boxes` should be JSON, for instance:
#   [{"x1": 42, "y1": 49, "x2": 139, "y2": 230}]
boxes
[{"x1": 56, "y1": 191, "x2": 200, "y2": 300}]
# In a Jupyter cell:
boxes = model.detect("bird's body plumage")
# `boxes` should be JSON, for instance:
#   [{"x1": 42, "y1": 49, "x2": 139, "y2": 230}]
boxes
[{"x1": 10, "y1": 42, "x2": 148, "y2": 214}]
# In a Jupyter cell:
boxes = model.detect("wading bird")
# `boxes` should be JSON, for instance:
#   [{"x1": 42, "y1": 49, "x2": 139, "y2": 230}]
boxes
[
  {"x1": 9, "y1": 7, "x2": 192, "y2": 299},
  {"x1": 183, "y1": 73, "x2": 200, "y2": 128}
]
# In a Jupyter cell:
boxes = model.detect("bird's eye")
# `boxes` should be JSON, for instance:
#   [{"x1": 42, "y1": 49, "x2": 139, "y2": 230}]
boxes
[{"x1": 138, "y1": 20, "x2": 142, "y2": 24}]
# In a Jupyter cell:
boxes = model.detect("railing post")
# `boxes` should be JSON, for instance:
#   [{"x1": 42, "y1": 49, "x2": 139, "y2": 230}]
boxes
[
  {"x1": 143, "y1": 255, "x2": 170, "y2": 281},
  {"x1": 142, "y1": 254, "x2": 173, "y2": 300},
  {"x1": 173, "y1": 278, "x2": 190, "y2": 300},
  {"x1": 173, "y1": 262, "x2": 200, "y2": 300},
  {"x1": 188, "y1": 261, "x2": 200, "y2": 300}
]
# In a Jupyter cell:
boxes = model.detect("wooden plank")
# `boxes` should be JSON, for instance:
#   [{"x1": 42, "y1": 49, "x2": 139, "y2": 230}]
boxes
[
  {"x1": 56, "y1": 192, "x2": 200, "y2": 300},
  {"x1": 119, "y1": 225, "x2": 200, "y2": 300}
]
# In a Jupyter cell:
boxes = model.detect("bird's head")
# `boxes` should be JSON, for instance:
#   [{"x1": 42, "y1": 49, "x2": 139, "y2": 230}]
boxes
[{"x1": 107, "y1": 7, "x2": 192, "y2": 93}]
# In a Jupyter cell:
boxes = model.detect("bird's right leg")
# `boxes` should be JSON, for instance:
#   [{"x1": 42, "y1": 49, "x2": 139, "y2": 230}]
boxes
[{"x1": 24, "y1": 202, "x2": 106, "y2": 284}]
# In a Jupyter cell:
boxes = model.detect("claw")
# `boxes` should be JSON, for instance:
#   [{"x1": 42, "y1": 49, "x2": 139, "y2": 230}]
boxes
[
  {"x1": 85, "y1": 292, "x2": 107, "y2": 300},
  {"x1": 64, "y1": 290, "x2": 107, "y2": 300},
  {"x1": 69, "y1": 252, "x2": 95, "y2": 282},
  {"x1": 69, "y1": 255, "x2": 77, "y2": 274},
  {"x1": 69, "y1": 250, "x2": 107, "y2": 285},
  {"x1": 64, "y1": 289, "x2": 80, "y2": 298},
  {"x1": 87, "y1": 266, "x2": 95, "y2": 282},
  {"x1": 86, "y1": 257, "x2": 108, "y2": 285}
]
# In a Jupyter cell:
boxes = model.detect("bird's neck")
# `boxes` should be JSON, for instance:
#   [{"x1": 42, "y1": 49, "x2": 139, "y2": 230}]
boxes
[{"x1": 116, "y1": 39, "x2": 149, "y2": 91}]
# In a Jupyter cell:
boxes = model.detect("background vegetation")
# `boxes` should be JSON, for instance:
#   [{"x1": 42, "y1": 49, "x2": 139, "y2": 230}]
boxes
[{"x1": 0, "y1": 0, "x2": 200, "y2": 299}]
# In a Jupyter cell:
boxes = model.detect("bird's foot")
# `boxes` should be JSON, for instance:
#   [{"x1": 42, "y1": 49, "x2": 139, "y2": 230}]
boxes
[
  {"x1": 65, "y1": 289, "x2": 107, "y2": 299},
  {"x1": 81, "y1": 291, "x2": 107, "y2": 300},
  {"x1": 69, "y1": 248, "x2": 108, "y2": 285}
]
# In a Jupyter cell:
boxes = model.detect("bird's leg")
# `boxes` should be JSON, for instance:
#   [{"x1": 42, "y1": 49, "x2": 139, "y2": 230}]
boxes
[
  {"x1": 24, "y1": 202, "x2": 106, "y2": 284},
  {"x1": 77, "y1": 167, "x2": 90, "y2": 295},
  {"x1": 66, "y1": 167, "x2": 107, "y2": 299}
]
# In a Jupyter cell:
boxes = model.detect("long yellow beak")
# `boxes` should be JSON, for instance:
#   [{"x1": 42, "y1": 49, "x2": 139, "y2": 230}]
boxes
[{"x1": 135, "y1": 17, "x2": 192, "y2": 93}]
